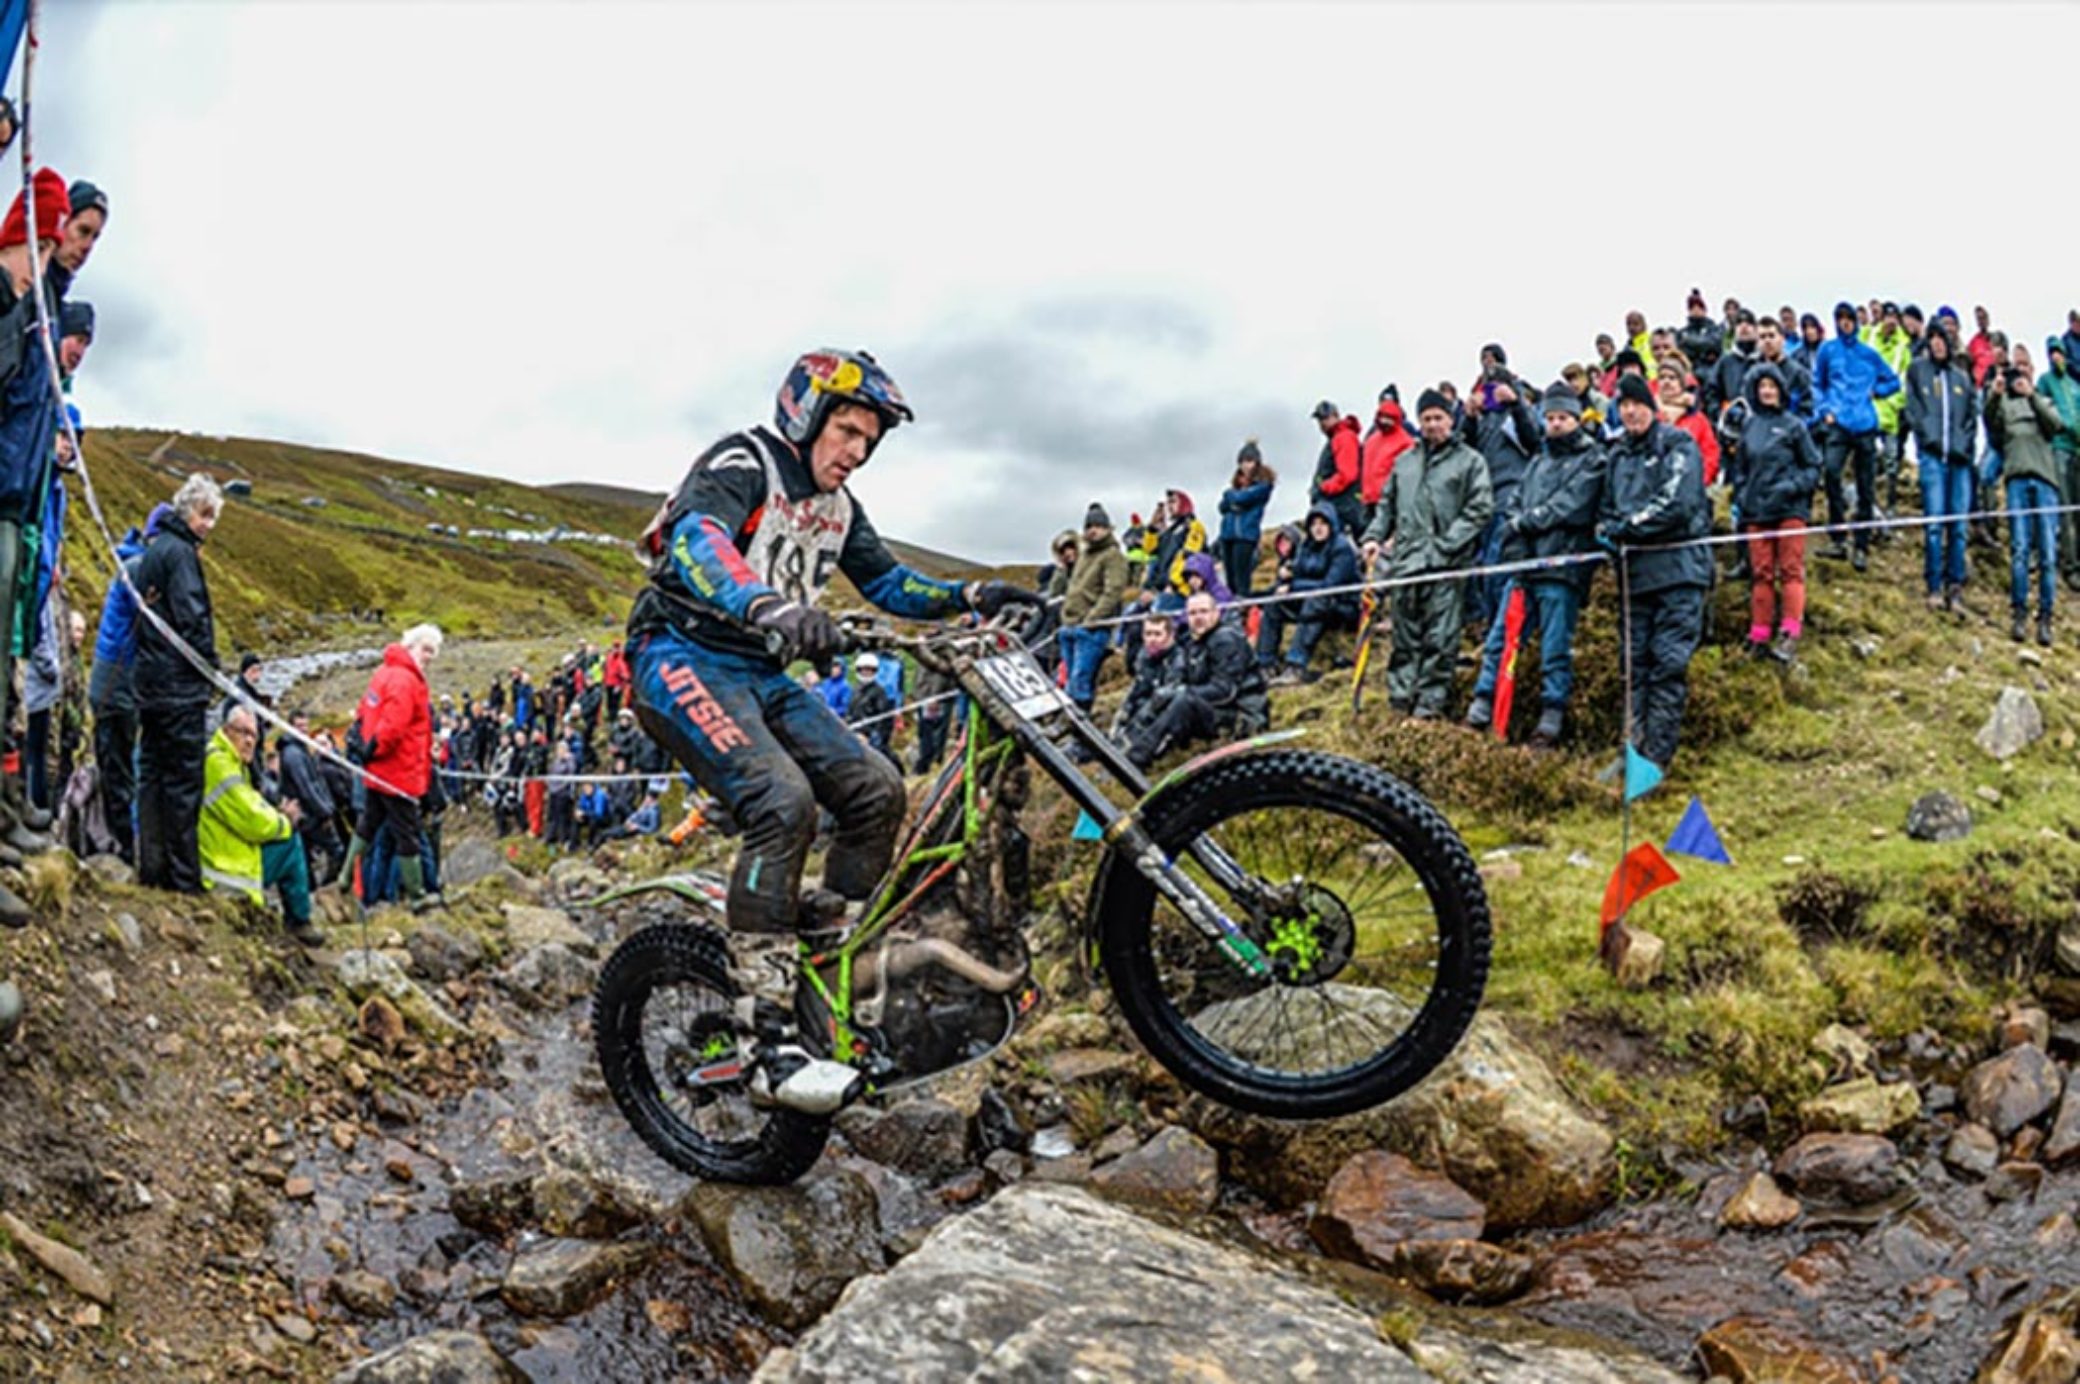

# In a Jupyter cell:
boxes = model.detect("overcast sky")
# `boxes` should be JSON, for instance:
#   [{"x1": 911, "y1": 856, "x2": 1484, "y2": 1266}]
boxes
[{"x1": 32, "y1": 1, "x2": 2080, "y2": 563}]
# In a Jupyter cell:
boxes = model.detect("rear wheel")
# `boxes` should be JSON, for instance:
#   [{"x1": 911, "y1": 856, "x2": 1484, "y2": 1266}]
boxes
[
  {"x1": 1097, "y1": 749, "x2": 1490, "y2": 1119},
  {"x1": 593, "y1": 923, "x2": 829, "y2": 1184}
]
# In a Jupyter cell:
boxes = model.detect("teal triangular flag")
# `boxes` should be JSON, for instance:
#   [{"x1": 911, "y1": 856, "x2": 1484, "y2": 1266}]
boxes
[
  {"x1": 1666, "y1": 795, "x2": 1733, "y2": 864},
  {"x1": 1072, "y1": 810, "x2": 1103, "y2": 842},
  {"x1": 1622, "y1": 745, "x2": 1663, "y2": 803}
]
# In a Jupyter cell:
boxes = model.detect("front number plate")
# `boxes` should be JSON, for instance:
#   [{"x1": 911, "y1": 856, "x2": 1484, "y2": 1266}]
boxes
[{"x1": 975, "y1": 653, "x2": 1070, "y2": 720}]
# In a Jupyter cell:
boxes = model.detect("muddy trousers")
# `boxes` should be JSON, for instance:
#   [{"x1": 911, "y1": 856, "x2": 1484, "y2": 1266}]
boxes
[
  {"x1": 1624, "y1": 585, "x2": 1706, "y2": 771},
  {"x1": 632, "y1": 630, "x2": 904, "y2": 936}
]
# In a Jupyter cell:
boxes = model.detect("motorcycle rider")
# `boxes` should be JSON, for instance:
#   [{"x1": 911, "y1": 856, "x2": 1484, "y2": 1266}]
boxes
[{"x1": 627, "y1": 349, "x2": 1039, "y2": 1114}]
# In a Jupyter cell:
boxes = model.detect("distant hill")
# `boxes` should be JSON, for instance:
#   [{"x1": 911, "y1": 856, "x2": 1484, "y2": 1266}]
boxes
[{"x1": 64, "y1": 430, "x2": 992, "y2": 653}]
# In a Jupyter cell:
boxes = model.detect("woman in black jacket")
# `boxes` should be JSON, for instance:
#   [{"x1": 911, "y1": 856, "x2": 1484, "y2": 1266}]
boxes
[{"x1": 1723, "y1": 364, "x2": 1821, "y2": 661}]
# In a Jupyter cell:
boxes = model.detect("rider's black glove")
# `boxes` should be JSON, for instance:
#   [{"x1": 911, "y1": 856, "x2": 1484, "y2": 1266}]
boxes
[
  {"x1": 967, "y1": 581, "x2": 1045, "y2": 618},
  {"x1": 751, "y1": 598, "x2": 842, "y2": 667}
]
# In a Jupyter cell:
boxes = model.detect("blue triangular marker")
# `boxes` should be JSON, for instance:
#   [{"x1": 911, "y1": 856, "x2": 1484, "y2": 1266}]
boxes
[
  {"x1": 1622, "y1": 745, "x2": 1663, "y2": 803},
  {"x1": 1072, "y1": 810, "x2": 1103, "y2": 842},
  {"x1": 1666, "y1": 795, "x2": 1733, "y2": 865}
]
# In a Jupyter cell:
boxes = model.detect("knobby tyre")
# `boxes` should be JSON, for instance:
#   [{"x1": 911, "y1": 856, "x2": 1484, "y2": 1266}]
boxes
[
  {"x1": 593, "y1": 922, "x2": 829, "y2": 1185},
  {"x1": 1097, "y1": 748, "x2": 1490, "y2": 1119}
]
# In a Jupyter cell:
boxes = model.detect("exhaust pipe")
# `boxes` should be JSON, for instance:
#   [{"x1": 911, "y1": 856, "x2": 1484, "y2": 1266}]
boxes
[{"x1": 852, "y1": 938, "x2": 1027, "y2": 995}]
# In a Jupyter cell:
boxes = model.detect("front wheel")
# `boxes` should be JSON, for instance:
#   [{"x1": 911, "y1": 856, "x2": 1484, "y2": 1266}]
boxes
[
  {"x1": 593, "y1": 922, "x2": 830, "y2": 1185},
  {"x1": 1096, "y1": 749, "x2": 1490, "y2": 1119}
]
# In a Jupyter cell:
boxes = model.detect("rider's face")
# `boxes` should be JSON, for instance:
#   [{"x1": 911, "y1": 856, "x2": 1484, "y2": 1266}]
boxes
[{"x1": 809, "y1": 404, "x2": 882, "y2": 493}]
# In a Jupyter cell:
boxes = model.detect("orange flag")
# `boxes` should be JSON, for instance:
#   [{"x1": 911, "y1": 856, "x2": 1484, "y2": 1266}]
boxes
[{"x1": 1599, "y1": 841, "x2": 1680, "y2": 929}]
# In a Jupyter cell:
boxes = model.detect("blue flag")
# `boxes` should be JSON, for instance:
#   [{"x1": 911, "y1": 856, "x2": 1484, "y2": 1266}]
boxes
[
  {"x1": 1623, "y1": 745, "x2": 1663, "y2": 803},
  {"x1": 1072, "y1": 810, "x2": 1103, "y2": 842},
  {"x1": 1666, "y1": 795, "x2": 1732, "y2": 865}
]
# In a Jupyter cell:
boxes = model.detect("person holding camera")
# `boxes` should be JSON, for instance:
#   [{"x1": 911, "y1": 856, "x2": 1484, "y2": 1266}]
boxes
[{"x1": 1984, "y1": 363, "x2": 2070, "y2": 646}]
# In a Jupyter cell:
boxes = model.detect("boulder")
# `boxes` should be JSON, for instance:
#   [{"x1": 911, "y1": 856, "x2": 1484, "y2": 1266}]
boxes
[
  {"x1": 332, "y1": 1330, "x2": 526, "y2": 1383},
  {"x1": 532, "y1": 1168, "x2": 646, "y2": 1240},
  {"x1": 496, "y1": 942, "x2": 598, "y2": 1011},
  {"x1": 333, "y1": 950, "x2": 467, "y2": 1043},
  {"x1": 1378, "y1": 1238, "x2": 1533, "y2": 1306},
  {"x1": 688, "y1": 1169, "x2": 883, "y2": 1330},
  {"x1": 498, "y1": 903, "x2": 596, "y2": 957},
  {"x1": 1773, "y1": 1133, "x2": 1903, "y2": 1206},
  {"x1": 1944, "y1": 1123, "x2": 2001, "y2": 1180},
  {"x1": 1798, "y1": 1076, "x2": 1921, "y2": 1135},
  {"x1": 754, "y1": 1184, "x2": 1431, "y2": 1382},
  {"x1": 447, "y1": 1172, "x2": 536, "y2": 1237},
  {"x1": 1976, "y1": 687, "x2": 2044, "y2": 760},
  {"x1": 2045, "y1": 1077, "x2": 2080, "y2": 1166},
  {"x1": 1717, "y1": 1171, "x2": 1801, "y2": 1230},
  {"x1": 499, "y1": 1238, "x2": 652, "y2": 1318},
  {"x1": 1905, "y1": 791, "x2": 1972, "y2": 843},
  {"x1": 1308, "y1": 1152, "x2": 1485, "y2": 1269},
  {"x1": 1960, "y1": 1043, "x2": 2061, "y2": 1137},
  {"x1": 406, "y1": 923, "x2": 486, "y2": 983},
  {"x1": 839, "y1": 1098, "x2": 971, "y2": 1181},
  {"x1": 1087, "y1": 1127, "x2": 1219, "y2": 1218},
  {"x1": 1186, "y1": 989, "x2": 1613, "y2": 1228},
  {"x1": 441, "y1": 839, "x2": 506, "y2": 890},
  {"x1": 1693, "y1": 1316, "x2": 1865, "y2": 1383}
]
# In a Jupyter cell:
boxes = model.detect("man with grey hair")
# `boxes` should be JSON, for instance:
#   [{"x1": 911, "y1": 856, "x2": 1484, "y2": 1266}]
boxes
[
  {"x1": 134, "y1": 473, "x2": 224, "y2": 894},
  {"x1": 200, "y1": 704, "x2": 320, "y2": 946},
  {"x1": 339, "y1": 622, "x2": 441, "y2": 909}
]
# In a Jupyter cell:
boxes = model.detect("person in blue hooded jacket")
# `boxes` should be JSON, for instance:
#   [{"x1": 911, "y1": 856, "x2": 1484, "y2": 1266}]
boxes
[
  {"x1": 1255, "y1": 501, "x2": 1359, "y2": 682},
  {"x1": 88, "y1": 502, "x2": 168, "y2": 864},
  {"x1": 1811, "y1": 300, "x2": 1902, "y2": 571}
]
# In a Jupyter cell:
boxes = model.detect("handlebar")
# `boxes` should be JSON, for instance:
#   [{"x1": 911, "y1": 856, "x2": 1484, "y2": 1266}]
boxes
[{"x1": 833, "y1": 610, "x2": 1040, "y2": 672}]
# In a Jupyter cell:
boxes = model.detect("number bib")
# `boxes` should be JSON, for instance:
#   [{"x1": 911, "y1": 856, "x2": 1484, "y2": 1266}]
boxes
[{"x1": 738, "y1": 434, "x2": 852, "y2": 608}]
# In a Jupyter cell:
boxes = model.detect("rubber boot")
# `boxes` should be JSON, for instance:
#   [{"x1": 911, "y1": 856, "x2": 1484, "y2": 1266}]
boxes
[
  {"x1": 1463, "y1": 695, "x2": 1493, "y2": 732},
  {"x1": 397, "y1": 854, "x2": 427, "y2": 905},
  {"x1": 2039, "y1": 612, "x2": 2054, "y2": 648},
  {"x1": 0, "y1": 980, "x2": 20, "y2": 1047},
  {"x1": 1528, "y1": 705, "x2": 1565, "y2": 749},
  {"x1": 0, "y1": 881, "x2": 26, "y2": 929}
]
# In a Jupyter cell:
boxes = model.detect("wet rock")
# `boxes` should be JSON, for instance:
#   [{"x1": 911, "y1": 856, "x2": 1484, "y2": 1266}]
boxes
[
  {"x1": 972, "y1": 1087, "x2": 1029, "y2": 1155},
  {"x1": 1976, "y1": 686, "x2": 2044, "y2": 760},
  {"x1": 1186, "y1": 993, "x2": 1613, "y2": 1228},
  {"x1": 1693, "y1": 1316, "x2": 1864, "y2": 1383},
  {"x1": 545, "y1": 857, "x2": 611, "y2": 899},
  {"x1": 447, "y1": 1172, "x2": 535, "y2": 1237},
  {"x1": 440, "y1": 840, "x2": 505, "y2": 890},
  {"x1": 1775, "y1": 1241, "x2": 1854, "y2": 1301},
  {"x1": 0, "y1": 1211, "x2": 113, "y2": 1304},
  {"x1": 1308, "y1": 1152, "x2": 1485, "y2": 1268},
  {"x1": 495, "y1": 942, "x2": 598, "y2": 1011},
  {"x1": 334, "y1": 949, "x2": 467, "y2": 1043},
  {"x1": 499, "y1": 1238, "x2": 653, "y2": 1318},
  {"x1": 1799, "y1": 1076, "x2": 1921, "y2": 1135},
  {"x1": 1772, "y1": 1133, "x2": 1903, "y2": 1206},
  {"x1": 498, "y1": 903, "x2": 596, "y2": 957},
  {"x1": 1716, "y1": 1170, "x2": 1801, "y2": 1230},
  {"x1": 1088, "y1": 1126, "x2": 1219, "y2": 1217},
  {"x1": 328, "y1": 1269, "x2": 397, "y2": 1319},
  {"x1": 406, "y1": 924, "x2": 486, "y2": 983},
  {"x1": 1380, "y1": 1238, "x2": 1533, "y2": 1305},
  {"x1": 1961, "y1": 1043, "x2": 2061, "y2": 1137},
  {"x1": 839, "y1": 1098, "x2": 970, "y2": 1181},
  {"x1": 1905, "y1": 791, "x2": 1972, "y2": 842},
  {"x1": 1987, "y1": 1162, "x2": 2045, "y2": 1204},
  {"x1": 332, "y1": 1329, "x2": 526, "y2": 1383},
  {"x1": 1519, "y1": 1231, "x2": 1763, "y2": 1357},
  {"x1": 2045, "y1": 1077, "x2": 2080, "y2": 1166},
  {"x1": 758, "y1": 1184, "x2": 1429, "y2": 1381},
  {"x1": 1878, "y1": 1206, "x2": 1966, "y2": 1276},
  {"x1": 1944, "y1": 1123, "x2": 2001, "y2": 1180},
  {"x1": 689, "y1": 1169, "x2": 883, "y2": 1330},
  {"x1": 1980, "y1": 1288, "x2": 2080, "y2": 1384},
  {"x1": 532, "y1": 1168, "x2": 646, "y2": 1240}
]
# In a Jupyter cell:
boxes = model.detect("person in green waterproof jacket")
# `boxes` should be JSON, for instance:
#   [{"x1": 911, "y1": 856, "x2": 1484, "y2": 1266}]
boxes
[{"x1": 200, "y1": 705, "x2": 320, "y2": 947}]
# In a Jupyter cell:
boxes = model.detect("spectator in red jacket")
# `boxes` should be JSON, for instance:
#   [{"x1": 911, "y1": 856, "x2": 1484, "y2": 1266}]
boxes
[
  {"x1": 1308, "y1": 399, "x2": 1363, "y2": 535},
  {"x1": 340, "y1": 623, "x2": 442, "y2": 909},
  {"x1": 1360, "y1": 387, "x2": 1414, "y2": 533},
  {"x1": 1968, "y1": 305, "x2": 2001, "y2": 387},
  {"x1": 602, "y1": 639, "x2": 631, "y2": 717},
  {"x1": 1658, "y1": 363, "x2": 1721, "y2": 485}
]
